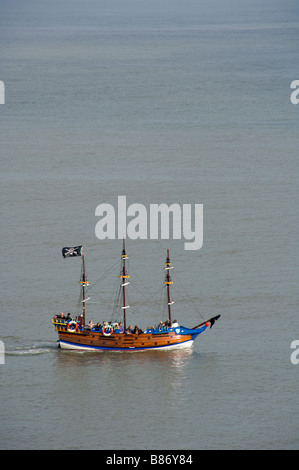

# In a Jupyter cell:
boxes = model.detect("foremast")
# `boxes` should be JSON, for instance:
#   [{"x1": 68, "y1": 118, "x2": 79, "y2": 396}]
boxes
[{"x1": 61, "y1": 245, "x2": 88, "y2": 328}]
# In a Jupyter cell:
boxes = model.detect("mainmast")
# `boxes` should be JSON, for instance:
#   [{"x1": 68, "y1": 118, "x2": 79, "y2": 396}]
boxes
[
  {"x1": 79, "y1": 251, "x2": 89, "y2": 327},
  {"x1": 164, "y1": 248, "x2": 174, "y2": 323},
  {"x1": 118, "y1": 239, "x2": 130, "y2": 330},
  {"x1": 82, "y1": 254, "x2": 86, "y2": 326}
]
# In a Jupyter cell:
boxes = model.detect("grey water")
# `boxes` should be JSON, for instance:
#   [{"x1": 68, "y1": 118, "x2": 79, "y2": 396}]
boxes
[{"x1": 0, "y1": 0, "x2": 298, "y2": 450}]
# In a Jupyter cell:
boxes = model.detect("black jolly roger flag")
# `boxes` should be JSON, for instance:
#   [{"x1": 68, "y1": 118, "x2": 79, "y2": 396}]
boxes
[{"x1": 62, "y1": 246, "x2": 83, "y2": 258}]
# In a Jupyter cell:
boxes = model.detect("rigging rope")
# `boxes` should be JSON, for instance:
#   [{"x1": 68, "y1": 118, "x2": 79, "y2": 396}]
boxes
[
  {"x1": 173, "y1": 271, "x2": 206, "y2": 321},
  {"x1": 85, "y1": 258, "x2": 120, "y2": 293}
]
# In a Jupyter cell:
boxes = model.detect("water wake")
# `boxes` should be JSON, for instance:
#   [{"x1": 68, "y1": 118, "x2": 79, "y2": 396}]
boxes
[{"x1": 6, "y1": 343, "x2": 57, "y2": 356}]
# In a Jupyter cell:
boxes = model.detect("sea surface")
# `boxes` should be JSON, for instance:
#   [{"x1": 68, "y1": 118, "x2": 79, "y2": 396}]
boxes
[{"x1": 0, "y1": 0, "x2": 298, "y2": 450}]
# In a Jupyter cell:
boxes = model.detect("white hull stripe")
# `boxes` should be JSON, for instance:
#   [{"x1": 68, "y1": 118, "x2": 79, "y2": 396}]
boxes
[{"x1": 59, "y1": 339, "x2": 194, "y2": 352}]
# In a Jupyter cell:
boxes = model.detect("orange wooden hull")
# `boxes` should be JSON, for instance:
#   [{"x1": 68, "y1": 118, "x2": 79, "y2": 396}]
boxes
[{"x1": 55, "y1": 326, "x2": 200, "y2": 351}]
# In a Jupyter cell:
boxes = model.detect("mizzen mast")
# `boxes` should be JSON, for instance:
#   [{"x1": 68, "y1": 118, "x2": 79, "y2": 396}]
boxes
[
  {"x1": 164, "y1": 248, "x2": 174, "y2": 323},
  {"x1": 118, "y1": 239, "x2": 130, "y2": 330}
]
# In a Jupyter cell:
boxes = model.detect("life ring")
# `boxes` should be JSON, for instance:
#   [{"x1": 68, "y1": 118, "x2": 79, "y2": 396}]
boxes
[
  {"x1": 102, "y1": 326, "x2": 113, "y2": 336},
  {"x1": 67, "y1": 321, "x2": 78, "y2": 333}
]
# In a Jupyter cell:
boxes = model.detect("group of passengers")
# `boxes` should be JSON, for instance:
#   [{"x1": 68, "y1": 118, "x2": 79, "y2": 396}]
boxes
[
  {"x1": 54, "y1": 312, "x2": 72, "y2": 322},
  {"x1": 87, "y1": 319, "x2": 180, "y2": 334},
  {"x1": 87, "y1": 321, "x2": 143, "y2": 335},
  {"x1": 54, "y1": 312, "x2": 179, "y2": 334},
  {"x1": 157, "y1": 319, "x2": 179, "y2": 329}
]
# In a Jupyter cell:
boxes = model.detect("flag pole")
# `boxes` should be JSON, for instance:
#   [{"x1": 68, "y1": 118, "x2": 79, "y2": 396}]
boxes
[{"x1": 81, "y1": 251, "x2": 86, "y2": 327}]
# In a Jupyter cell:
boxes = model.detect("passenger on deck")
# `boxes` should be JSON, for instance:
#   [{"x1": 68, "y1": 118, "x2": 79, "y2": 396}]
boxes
[
  {"x1": 55, "y1": 312, "x2": 66, "y2": 321},
  {"x1": 118, "y1": 322, "x2": 125, "y2": 333},
  {"x1": 126, "y1": 325, "x2": 133, "y2": 334},
  {"x1": 87, "y1": 320, "x2": 94, "y2": 330},
  {"x1": 66, "y1": 313, "x2": 72, "y2": 322},
  {"x1": 133, "y1": 325, "x2": 142, "y2": 335},
  {"x1": 171, "y1": 319, "x2": 179, "y2": 328}
]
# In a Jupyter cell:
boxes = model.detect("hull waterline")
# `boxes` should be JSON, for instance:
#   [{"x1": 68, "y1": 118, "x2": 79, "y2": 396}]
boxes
[{"x1": 58, "y1": 338, "x2": 195, "y2": 351}]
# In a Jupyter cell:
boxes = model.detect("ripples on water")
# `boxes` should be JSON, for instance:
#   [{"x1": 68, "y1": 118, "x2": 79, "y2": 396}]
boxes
[{"x1": 1, "y1": 0, "x2": 298, "y2": 450}]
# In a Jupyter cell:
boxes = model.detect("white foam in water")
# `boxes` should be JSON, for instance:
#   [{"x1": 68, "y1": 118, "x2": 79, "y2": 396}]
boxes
[{"x1": 7, "y1": 345, "x2": 52, "y2": 356}]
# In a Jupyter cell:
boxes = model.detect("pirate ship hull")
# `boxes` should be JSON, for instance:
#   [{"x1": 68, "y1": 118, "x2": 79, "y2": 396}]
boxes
[{"x1": 52, "y1": 320, "x2": 208, "y2": 351}]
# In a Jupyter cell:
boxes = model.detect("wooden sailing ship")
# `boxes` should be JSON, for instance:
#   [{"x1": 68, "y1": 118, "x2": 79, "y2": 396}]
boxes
[{"x1": 52, "y1": 242, "x2": 220, "y2": 351}]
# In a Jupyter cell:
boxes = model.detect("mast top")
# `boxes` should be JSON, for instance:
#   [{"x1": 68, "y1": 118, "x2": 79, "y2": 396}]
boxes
[{"x1": 121, "y1": 238, "x2": 129, "y2": 259}]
